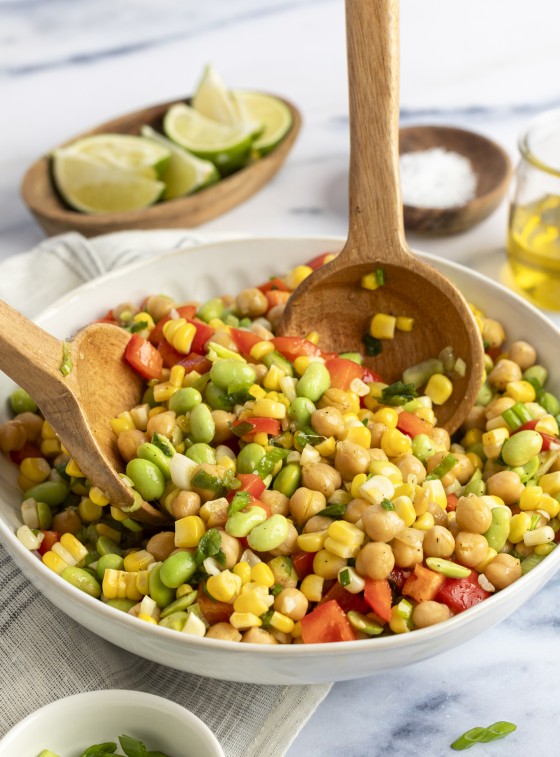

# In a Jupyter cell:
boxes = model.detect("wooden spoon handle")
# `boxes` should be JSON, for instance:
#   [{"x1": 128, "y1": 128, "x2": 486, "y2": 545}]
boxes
[
  {"x1": 0, "y1": 300, "x2": 66, "y2": 400},
  {"x1": 344, "y1": 0, "x2": 409, "y2": 264}
]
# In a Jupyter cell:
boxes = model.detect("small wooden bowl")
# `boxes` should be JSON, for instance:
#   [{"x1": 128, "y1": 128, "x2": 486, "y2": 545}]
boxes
[
  {"x1": 21, "y1": 94, "x2": 301, "y2": 238},
  {"x1": 399, "y1": 125, "x2": 512, "y2": 235}
]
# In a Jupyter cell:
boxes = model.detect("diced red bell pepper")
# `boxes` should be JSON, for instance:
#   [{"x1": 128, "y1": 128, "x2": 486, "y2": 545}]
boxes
[
  {"x1": 486, "y1": 346, "x2": 502, "y2": 362},
  {"x1": 387, "y1": 566, "x2": 412, "y2": 592},
  {"x1": 157, "y1": 339, "x2": 183, "y2": 369},
  {"x1": 271, "y1": 336, "x2": 322, "y2": 363},
  {"x1": 305, "y1": 252, "x2": 336, "y2": 270},
  {"x1": 95, "y1": 309, "x2": 118, "y2": 325},
  {"x1": 324, "y1": 357, "x2": 364, "y2": 390},
  {"x1": 197, "y1": 589, "x2": 233, "y2": 625},
  {"x1": 125, "y1": 334, "x2": 163, "y2": 380},
  {"x1": 363, "y1": 578, "x2": 393, "y2": 623},
  {"x1": 186, "y1": 319, "x2": 215, "y2": 355},
  {"x1": 229, "y1": 328, "x2": 262, "y2": 357},
  {"x1": 231, "y1": 417, "x2": 281, "y2": 439},
  {"x1": 177, "y1": 352, "x2": 212, "y2": 375},
  {"x1": 257, "y1": 277, "x2": 290, "y2": 294},
  {"x1": 236, "y1": 473, "x2": 267, "y2": 499},
  {"x1": 292, "y1": 550, "x2": 316, "y2": 579},
  {"x1": 436, "y1": 570, "x2": 491, "y2": 614},
  {"x1": 301, "y1": 599, "x2": 357, "y2": 643},
  {"x1": 402, "y1": 564, "x2": 446, "y2": 603},
  {"x1": 265, "y1": 290, "x2": 290, "y2": 310},
  {"x1": 446, "y1": 492, "x2": 459, "y2": 512},
  {"x1": 362, "y1": 366, "x2": 384, "y2": 384},
  {"x1": 38, "y1": 530, "x2": 60, "y2": 556},
  {"x1": 319, "y1": 581, "x2": 370, "y2": 614},
  {"x1": 396, "y1": 410, "x2": 434, "y2": 438},
  {"x1": 9, "y1": 442, "x2": 43, "y2": 466}
]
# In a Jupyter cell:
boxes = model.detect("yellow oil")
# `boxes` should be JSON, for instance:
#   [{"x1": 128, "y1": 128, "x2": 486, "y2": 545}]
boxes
[{"x1": 507, "y1": 194, "x2": 560, "y2": 310}]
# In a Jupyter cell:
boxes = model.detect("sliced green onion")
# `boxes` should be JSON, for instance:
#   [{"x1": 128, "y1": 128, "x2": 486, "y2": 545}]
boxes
[
  {"x1": 194, "y1": 528, "x2": 225, "y2": 567},
  {"x1": 317, "y1": 503, "x2": 347, "y2": 519},
  {"x1": 338, "y1": 568, "x2": 351, "y2": 587},
  {"x1": 255, "y1": 447, "x2": 290, "y2": 478},
  {"x1": 381, "y1": 381, "x2": 418, "y2": 406},
  {"x1": 347, "y1": 610, "x2": 384, "y2": 636},
  {"x1": 425, "y1": 454, "x2": 457, "y2": 480},
  {"x1": 227, "y1": 491, "x2": 251, "y2": 516},
  {"x1": 451, "y1": 721, "x2": 516, "y2": 750},
  {"x1": 191, "y1": 469, "x2": 223, "y2": 492},
  {"x1": 230, "y1": 420, "x2": 255, "y2": 437},
  {"x1": 339, "y1": 352, "x2": 363, "y2": 365},
  {"x1": 395, "y1": 598, "x2": 413, "y2": 619},
  {"x1": 402, "y1": 358, "x2": 443, "y2": 389},
  {"x1": 152, "y1": 432, "x2": 175, "y2": 457},
  {"x1": 426, "y1": 557, "x2": 470, "y2": 578},
  {"x1": 59, "y1": 342, "x2": 73, "y2": 376},
  {"x1": 381, "y1": 498, "x2": 395, "y2": 511},
  {"x1": 375, "y1": 267, "x2": 385, "y2": 286},
  {"x1": 363, "y1": 333, "x2": 382, "y2": 356}
]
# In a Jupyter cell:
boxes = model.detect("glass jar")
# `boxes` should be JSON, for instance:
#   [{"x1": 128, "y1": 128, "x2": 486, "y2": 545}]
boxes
[{"x1": 507, "y1": 109, "x2": 560, "y2": 310}]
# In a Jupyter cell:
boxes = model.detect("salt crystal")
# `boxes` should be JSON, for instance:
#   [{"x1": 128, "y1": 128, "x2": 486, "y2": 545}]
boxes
[{"x1": 400, "y1": 147, "x2": 477, "y2": 209}]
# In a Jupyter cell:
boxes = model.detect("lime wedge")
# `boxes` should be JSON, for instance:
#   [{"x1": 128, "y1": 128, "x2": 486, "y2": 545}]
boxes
[
  {"x1": 163, "y1": 103, "x2": 255, "y2": 175},
  {"x1": 140, "y1": 125, "x2": 219, "y2": 199},
  {"x1": 62, "y1": 133, "x2": 171, "y2": 178},
  {"x1": 234, "y1": 91, "x2": 293, "y2": 155},
  {"x1": 52, "y1": 150, "x2": 165, "y2": 214}
]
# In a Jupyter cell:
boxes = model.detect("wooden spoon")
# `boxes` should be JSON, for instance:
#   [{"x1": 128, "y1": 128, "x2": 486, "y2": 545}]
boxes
[
  {"x1": 278, "y1": 0, "x2": 484, "y2": 433},
  {"x1": 0, "y1": 300, "x2": 169, "y2": 526}
]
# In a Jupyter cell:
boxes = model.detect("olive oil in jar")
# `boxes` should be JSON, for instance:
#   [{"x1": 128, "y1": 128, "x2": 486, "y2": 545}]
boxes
[{"x1": 507, "y1": 194, "x2": 560, "y2": 310}]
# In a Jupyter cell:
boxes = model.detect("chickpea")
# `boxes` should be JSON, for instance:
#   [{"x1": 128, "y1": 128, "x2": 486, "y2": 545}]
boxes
[
  {"x1": 484, "y1": 553, "x2": 522, "y2": 590},
  {"x1": 210, "y1": 331, "x2": 238, "y2": 352},
  {"x1": 344, "y1": 498, "x2": 371, "y2": 524},
  {"x1": 368, "y1": 422, "x2": 388, "y2": 448},
  {"x1": 169, "y1": 490, "x2": 201, "y2": 519},
  {"x1": 317, "y1": 388, "x2": 353, "y2": 414},
  {"x1": 422, "y1": 525, "x2": 455, "y2": 558},
  {"x1": 368, "y1": 447, "x2": 389, "y2": 463},
  {"x1": 508, "y1": 340, "x2": 536, "y2": 370},
  {"x1": 355, "y1": 542, "x2": 395, "y2": 580},
  {"x1": 241, "y1": 627, "x2": 278, "y2": 644},
  {"x1": 146, "y1": 531, "x2": 176, "y2": 561},
  {"x1": 116, "y1": 429, "x2": 147, "y2": 462},
  {"x1": 199, "y1": 497, "x2": 229, "y2": 528},
  {"x1": 454, "y1": 532, "x2": 488, "y2": 568},
  {"x1": 328, "y1": 489, "x2": 351, "y2": 505},
  {"x1": 144, "y1": 294, "x2": 176, "y2": 322},
  {"x1": 146, "y1": 410, "x2": 177, "y2": 440},
  {"x1": 206, "y1": 623, "x2": 242, "y2": 642},
  {"x1": 486, "y1": 470, "x2": 524, "y2": 505},
  {"x1": 391, "y1": 538, "x2": 423, "y2": 569},
  {"x1": 446, "y1": 512, "x2": 460, "y2": 538},
  {"x1": 269, "y1": 521, "x2": 299, "y2": 557},
  {"x1": 301, "y1": 463, "x2": 341, "y2": 498},
  {"x1": 425, "y1": 500, "x2": 448, "y2": 527},
  {"x1": 289, "y1": 487, "x2": 326, "y2": 526},
  {"x1": 273, "y1": 587, "x2": 308, "y2": 621},
  {"x1": 488, "y1": 359, "x2": 522, "y2": 391},
  {"x1": 52, "y1": 508, "x2": 82, "y2": 535},
  {"x1": 455, "y1": 495, "x2": 493, "y2": 534},
  {"x1": 485, "y1": 396, "x2": 516, "y2": 421},
  {"x1": 412, "y1": 601, "x2": 452, "y2": 629},
  {"x1": 0, "y1": 420, "x2": 26, "y2": 452},
  {"x1": 429, "y1": 427, "x2": 450, "y2": 450},
  {"x1": 267, "y1": 304, "x2": 286, "y2": 331},
  {"x1": 218, "y1": 530, "x2": 241, "y2": 569},
  {"x1": 361, "y1": 504, "x2": 405, "y2": 542},
  {"x1": 394, "y1": 453, "x2": 426, "y2": 485},
  {"x1": 248, "y1": 321, "x2": 274, "y2": 341},
  {"x1": 462, "y1": 405, "x2": 487, "y2": 431},
  {"x1": 311, "y1": 407, "x2": 345, "y2": 438},
  {"x1": 260, "y1": 489, "x2": 290, "y2": 516},
  {"x1": 334, "y1": 440, "x2": 370, "y2": 481},
  {"x1": 235, "y1": 287, "x2": 268, "y2": 317},
  {"x1": 249, "y1": 363, "x2": 268, "y2": 383},
  {"x1": 303, "y1": 515, "x2": 333, "y2": 533},
  {"x1": 14, "y1": 412, "x2": 43, "y2": 442},
  {"x1": 211, "y1": 410, "x2": 235, "y2": 444},
  {"x1": 482, "y1": 318, "x2": 506, "y2": 348}
]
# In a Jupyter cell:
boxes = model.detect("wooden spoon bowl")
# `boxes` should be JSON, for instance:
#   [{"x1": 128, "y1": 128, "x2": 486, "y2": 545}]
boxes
[
  {"x1": 0, "y1": 300, "x2": 169, "y2": 526},
  {"x1": 21, "y1": 93, "x2": 301, "y2": 238},
  {"x1": 279, "y1": 0, "x2": 485, "y2": 434},
  {"x1": 400, "y1": 125, "x2": 512, "y2": 235}
]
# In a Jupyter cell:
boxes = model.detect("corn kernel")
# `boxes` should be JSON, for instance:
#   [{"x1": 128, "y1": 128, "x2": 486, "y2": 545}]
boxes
[
  {"x1": 421, "y1": 479, "x2": 447, "y2": 511},
  {"x1": 250, "y1": 562, "x2": 275, "y2": 587},
  {"x1": 535, "y1": 543, "x2": 556, "y2": 556},
  {"x1": 305, "y1": 330, "x2": 320, "y2": 345},
  {"x1": 296, "y1": 531, "x2": 328, "y2": 553},
  {"x1": 462, "y1": 428, "x2": 483, "y2": 448},
  {"x1": 20, "y1": 457, "x2": 50, "y2": 483},
  {"x1": 300, "y1": 574, "x2": 324, "y2": 602},
  {"x1": 110, "y1": 417, "x2": 135, "y2": 435},
  {"x1": 536, "y1": 415, "x2": 560, "y2": 436},
  {"x1": 540, "y1": 472, "x2": 560, "y2": 497},
  {"x1": 505, "y1": 380, "x2": 536, "y2": 403},
  {"x1": 169, "y1": 365, "x2": 186, "y2": 387},
  {"x1": 175, "y1": 515, "x2": 206, "y2": 548},
  {"x1": 41, "y1": 420, "x2": 57, "y2": 439},
  {"x1": 392, "y1": 495, "x2": 416, "y2": 527},
  {"x1": 89, "y1": 486, "x2": 110, "y2": 507},
  {"x1": 251, "y1": 398, "x2": 286, "y2": 420},
  {"x1": 42, "y1": 550, "x2": 68, "y2": 574},
  {"x1": 324, "y1": 537, "x2": 360, "y2": 559},
  {"x1": 292, "y1": 620, "x2": 303, "y2": 638},
  {"x1": 315, "y1": 436, "x2": 336, "y2": 457},
  {"x1": 285, "y1": 264, "x2": 313, "y2": 290},
  {"x1": 361, "y1": 272, "x2": 381, "y2": 291},
  {"x1": 344, "y1": 424, "x2": 371, "y2": 448},
  {"x1": 136, "y1": 570, "x2": 150, "y2": 596},
  {"x1": 389, "y1": 605, "x2": 411, "y2": 634},
  {"x1": 40, "y1": 439, "x2": 61, "y2": 457},
  {"x1": 425, "y1": 374, "x2": 453, "y2": 405},
  {"x1": 123, "y1": 549, "x2": 155, "y2": 572},
  {"x1": 313, "y1": 549, "x2": 347, "y2": 579},
  {"x1": 328, "y1": 520, "x2": 364, "y2": 545},
  {"x1": 250, "y1": 341, "x2": 275, "y2": 361},
  {"x1": 102, "y1": 568, "x2": 142, "y2": 600},
  {"x1": 415, "y1": 406, "x2": 436, "y2": 425},
  {"x1": 519, "y1": 486, "x2": 543, "y2": 512},
  {"x1": 381, "y1": 428, "x2": 412, "y2": 457},
  {"x1": 65, "y1": 459, "x2": 84, "y2": 478},
  {"x1": 396, "y1": 316, "x2": 414, "y2": 332},
  {"x1": 207, "y1": 570, "x2": 242, "y2": 603},
  {"x1": 95, "y1": 523, "x2": 122, "y2": 543},
  {"x1": 163, "y1": 319, "x2": 196, "y2": 354},
  {"x1": 153, "y1": 382, "x2": 179, "y2": 403},
  {"x1": 372, "y1": 407, "x2": 399, "y2": 428},
  {"x1": 368, "y1": 460, "x2": 403, "y2": 484},
  {"x1": 78, "y1": 498, "x2": 103, "y2": 523},
  {"x1": 60, "y1": 532, "x2": 88, "y2": 563},
  {"x1": 138, "y1": 612, "x2": 158, "y2": 625},
  {"x1": 370, "y1": 313, "x2": 396, "y2": 340},
  {"x1": 229, "y1": 612, "x2": 262, "y2": 630},
  {"x1": 509, "y1": 512, "x2": 533, "y2": 543},
  {"x1": 466, "y1": 452, "x2": 483, "y2": 471},
  {"x1": 233, "y1": 589, "x2": 270, "y2": 615},
  {"x1": 148, "y1": 406, "x2": 166, "y2": 418},
  {"x1": 268, "y1": 611, "x2": 295, "y2": 634},
  {"x1": 475, "y1": 547, "x2": 497, "y2": 572},
  {"x1": 233, "y1": 561, "x2": 251, "y2": 585},
  {"x1": 536, "y1": 493, "x2": 560, "y2": 518},
  {"x1": 482, "y1": 427, "x2": 510, "y2": 460},
  {"x1": 414, "y1": 512, "x2": 435, "y2": 531}
]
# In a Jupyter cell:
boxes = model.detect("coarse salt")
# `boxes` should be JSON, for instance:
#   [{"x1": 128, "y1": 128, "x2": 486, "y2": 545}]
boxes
[{"x1": 400, "y1": 147, "x2": 477, "y2": 209}]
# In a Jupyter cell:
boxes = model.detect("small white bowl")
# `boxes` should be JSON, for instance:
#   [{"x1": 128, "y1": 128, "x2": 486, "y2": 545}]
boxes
[{"x1": 0, "y1": 689, "x2": 224, "y2": 757}]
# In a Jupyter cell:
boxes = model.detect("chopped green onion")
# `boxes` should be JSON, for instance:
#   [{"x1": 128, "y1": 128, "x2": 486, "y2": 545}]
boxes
[
  {"x1": 191, "y1": 469, "x2": 223, "y2": 492},
  {"x1": 381, "y1": 381, "x2": 418, "y2": 406},
  {"x1": 363, "y1": 333, "x2": 383, "y2": 356},
  {"x1": 294, "y1": 429, "x2": 327, "y2": 448},
  {"x1": 347, "y1": 610, "x2": 384, "y2": 636},
  {"x1": 230, "y1": 420, "x2": 255, "y2": 437},
  {"x1": 339, "y1": 352, "x2": 363, "y2": 365},
  {"x1": 425, "y1": 454, "x2": 457, "y2": 480},
  {"x1": 152, "y1": 432, "x2": 175, "y2": 457},
  {"x1": 271, "y1": 583, "x2": 284, "y2": 596},
  {"x1": 194, "y1": 528, "x2": 225, "y2": 567},
  {"x1": 128, "y1": 319, "x2": 149, "y2": 334},
  {"x1": 402, "y1": 358, "x2": 443, "y2": 389},
  {"x1": 338, "y1": 568, "x2": 351, "y2": 587},
  {"x1": 227, "y1": 491, "x2": 251, "y2": 516},
  {"x1": 375, "y1": 267, "x2": 385, "y2": 285},
  {"x1": 59, "y1": 342, "x2": 73, "y2": 376},
  {"x1": 317, "y1": 503, "x2": 347, "y2": 519},
  {"x1": 395, "y1": 598, "x2": 413, "y2": 619},
  {"x1": 255, "y1": 447, "x2": 290, "y2": 478},
  {"x1": 381, "y1": 498, "x2": 395, "y2": 511},
  {"x1": 451, "y1": 721, "x2": 516, "y2": 750},
  {"x1": 260, "y1": 609, "x2": 274, "y2": 628}
]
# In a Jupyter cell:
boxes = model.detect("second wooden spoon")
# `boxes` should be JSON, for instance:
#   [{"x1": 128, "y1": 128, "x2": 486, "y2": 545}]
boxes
[{"x1": 278, "y1": 0, "x2": 484, "y2": 433}]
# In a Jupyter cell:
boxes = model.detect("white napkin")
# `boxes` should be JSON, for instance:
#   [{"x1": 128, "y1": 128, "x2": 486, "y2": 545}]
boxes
[{"x1": 0, "y1": 230, "x2": 331, "y2": 757}]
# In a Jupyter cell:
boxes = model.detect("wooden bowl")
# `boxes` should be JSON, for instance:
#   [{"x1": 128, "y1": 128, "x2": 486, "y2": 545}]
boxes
[
  {"x1": 399, "y1": 125, "x2": 512, "y2": 235},
  {"x1": 21, "y1": 94, "x2": 301, "y2": 238}
]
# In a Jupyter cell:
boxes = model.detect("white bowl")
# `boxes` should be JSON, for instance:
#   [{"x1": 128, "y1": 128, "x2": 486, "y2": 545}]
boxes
[
  {"x1": 0, "y1": 236, "x2": 559, "y2": 685},
  {"x1": 0, "y1": 689, "x2": 224, "y2": 757}
]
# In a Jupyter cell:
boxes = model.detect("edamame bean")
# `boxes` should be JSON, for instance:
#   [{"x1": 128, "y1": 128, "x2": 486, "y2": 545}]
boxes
[
  {"x1": 160, "y1": 590, "x2": 198, "y2": 618},
  {"x1": 225, "y1": 506, "x2": 267, "y2": 537},
  {"x1": 169, "y1": 387, "x2": 202, "y2": 414},
  {"x1": 197, "y1": 297, "x2": 224, "y2": 323},
  {"x1": 23, "y1": 481, "x2": 69, "y2": 507},
  {"x1": 540, "y1": 392, "x2": 560, "y2": 416},
  {"x1": 411, "y1": 434, "x2": 437, "y2": 463},
  {"x1": 159, "y1": 551, "x2": 197, "y2": 589},
  {"x1": 204, "y1": 383, "x2": 234, "y2": 410},
  {"x1": 425, "y1": 557, "x2": 470, "y2": 578},
  {"x1": 10, "y1": 387, "x2": 38, "y2": 414},
  {"x1": 289, "y1": 396, "x2": 316, "y2": 429},
  {"x1": 189, "y1": 403, "x2": 215, "y2": 444},
  {"x1": 210, "y1": 360, "x2": 256, "y2": 393},
  {"x1": 137, "y1": 442, "x2": 171, "y2": 479},
  {"x1": 523, "y1": 364, "x2": 547, "y2": 386},
  {"x1": 142, "y1": 385, "x2": 158, "y2": 408},
  {"x1": 273, "y1": 463, "x2": 302, "y2": 497},
  {"x1": 186, "y1": 443, "x2": 216, "y2": 465},
  {"x1": 501, "y1": 430, "x2": 543, "y2": 467},
  {"x1": 159, "y1": 611, "x2": 189, "y2": 631},
  {"x1": 483, "y1": 506, "x2": 511, "y2": 552},
  {"x1": 476, "y1": 381, "x2": 493, "y2": 406},
  {"x1": 296, "y1": 362, "x2": 331, "y2": 402},
  {"x1": 96, "y1": 553, "x2": 124, "y2": 581},
  {"x1": 247, "y1": 514, "x2": 290, "y2": 552},
  {"x1": 149, "y1": 563, "x2": 176, "y2": 608},
  {"x1": 96, "y1": 536, "x2": 122, "y2": 557},
  {"x1": 37, "y1": 501, "x2": 52, "y2": 530},
  {"x1": 236, "y1": 443, "x2": 266, "y2": 474},
  {"x1": 61, "y1": 566, "x2": 101, "y2": 598},
  {"x1": 106, "y1": 598, "x2": 137, "y2": 613},
  {"x1": 126, "y1": 458, "x2": 165, "y2": 500}
]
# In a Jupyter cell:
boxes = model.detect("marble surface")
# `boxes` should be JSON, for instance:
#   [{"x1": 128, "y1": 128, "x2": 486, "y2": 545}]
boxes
[{"x1": 2, "y1": 1, "x2": 560, "y2": 754}]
